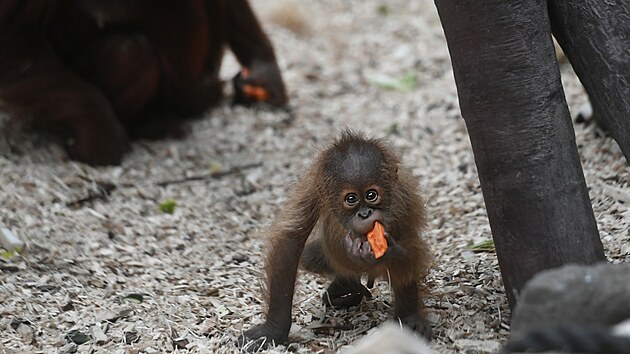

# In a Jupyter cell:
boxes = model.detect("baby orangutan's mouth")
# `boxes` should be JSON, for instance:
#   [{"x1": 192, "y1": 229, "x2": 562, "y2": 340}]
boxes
[
  {"x1": 344, "y1": 226, "x2": 391, "y2": 261},
  {"x1": 343, "y1": 231, "x2": 389, "y2": 258},
  {"x1": 344, "y1": 230, "x2": 372, "y2": 254}
]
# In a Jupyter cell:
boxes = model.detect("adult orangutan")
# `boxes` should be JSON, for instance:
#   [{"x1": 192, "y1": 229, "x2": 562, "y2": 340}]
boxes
[{"x1": 0, "y1": 0, "x2": 287, "y2": 165}]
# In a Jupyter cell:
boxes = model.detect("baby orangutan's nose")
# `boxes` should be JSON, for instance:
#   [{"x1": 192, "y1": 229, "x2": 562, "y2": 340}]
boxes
[{"x1": 357, "y1": 207, "x2": 373, "y2": 219}]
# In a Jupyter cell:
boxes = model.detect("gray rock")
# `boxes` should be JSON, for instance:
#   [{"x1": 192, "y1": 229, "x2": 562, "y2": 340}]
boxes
[
  {"x1": 511, "y1": 263, "x2": 630, "y2": 336},
  {"x1": 342, "y1": 323, "x2": 433, "y2": 354},
  {"x1": 453, "y1": 339, "x2": 501, "y2": 353}
]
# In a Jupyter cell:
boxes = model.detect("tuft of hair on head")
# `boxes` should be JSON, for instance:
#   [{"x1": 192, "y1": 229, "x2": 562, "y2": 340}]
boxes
[
  {"x1": 336, "y1": 129, "x2": 368, "y2": 145},
  {"x1": 314, "y1": 129, "x2": 402, "y2": 197},
  {"x1": 332, "y1": 129, "x2": 401, "y2": 166},
  {"x1": 328, "y1": 129, "x2": 381, "y2": 152}
]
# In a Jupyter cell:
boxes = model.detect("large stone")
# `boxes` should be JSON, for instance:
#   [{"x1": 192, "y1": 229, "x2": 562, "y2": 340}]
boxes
[
  {"x1": 342, "y1": 323, "x2": 433, "y2": 354},
  {"x1": 511, "y1": 263, "x2": 630, "y2": 336}
]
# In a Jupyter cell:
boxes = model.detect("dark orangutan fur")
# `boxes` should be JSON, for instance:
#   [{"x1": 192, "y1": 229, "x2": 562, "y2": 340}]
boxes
[
  {"x1": 0, "y1": 0, "x2": 287, "y2": 165},
  {"x1": 241, "y1": 131, "x2": 432, "y2": 350}
]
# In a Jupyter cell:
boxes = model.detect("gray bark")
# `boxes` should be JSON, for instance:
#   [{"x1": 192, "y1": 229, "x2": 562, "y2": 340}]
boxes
[
  {"x1": 549, "y1": 0, "x2": 630, "y2": 161},
  {"x1": 434, "y1": 0, "x2": 606, "y2": 308}
]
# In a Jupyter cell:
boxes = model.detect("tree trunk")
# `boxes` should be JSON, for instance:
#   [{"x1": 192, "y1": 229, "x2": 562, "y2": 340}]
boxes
[
  {"x1": 434, "y1": 0, "x2": 605, "y2": 308},
  {"x1": 549, "y1": 0, "x2": 630, "y2": 161}
]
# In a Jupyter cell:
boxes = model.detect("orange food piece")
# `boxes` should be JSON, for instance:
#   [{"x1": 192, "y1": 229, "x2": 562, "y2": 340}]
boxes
[
  {"x1": 367, "y1": 221, "x2": 388, "y2": 259},
  {"x1": 243, "y1": 84, "x2": 270, "y2": 101}
]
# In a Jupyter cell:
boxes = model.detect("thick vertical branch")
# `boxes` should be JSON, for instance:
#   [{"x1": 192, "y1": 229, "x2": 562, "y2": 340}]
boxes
[
  {"x1": 549, "y1": 0, "x2": 630, "y2": 161},
  {"x1": 435, "y1": 0, "x2": 605, "y2": 308}
]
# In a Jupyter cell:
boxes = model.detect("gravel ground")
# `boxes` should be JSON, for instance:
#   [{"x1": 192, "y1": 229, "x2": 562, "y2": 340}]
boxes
[{"x1": 1, "y1": 1, "x2": 629, "y2": 353}]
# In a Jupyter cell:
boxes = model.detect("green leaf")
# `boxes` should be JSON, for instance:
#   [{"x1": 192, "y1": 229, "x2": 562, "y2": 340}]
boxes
[
  {"x1": 385, "y1": 123, "x2": 400, "y2": 136},
  {"x1": 369, "y1": 71, "x2": 419, "y2": 92},
  {"x1": 122, "y1": 293, "x2": 144, "y2": 303},
  {"x1": 208, "y1": 162, "x2": 222, "y2": 173},
  {"x1": 0, "y1": 249, "x2": 20, "y2": 260},
  {"x1": 370, "y1": 75, "x2": 398, "y2": 91},
  {"x1": 66, "y1": 330, "x2": 91, "y2": 345},
  {"x1": 466, "y1": 239, "x2": 495, "y2": 252},
  {"x1": 398, "y1": 72, "x2": 418, "y2": 91},
  {"x1": 159, "y1": 199, "x2": 177, "y2": 214},
  {"x1": 377, "y1": 4, "x2": 391, "y2": 16}
]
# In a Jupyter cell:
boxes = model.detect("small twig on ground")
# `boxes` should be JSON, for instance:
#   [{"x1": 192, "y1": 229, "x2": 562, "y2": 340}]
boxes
[
  {"x1": 155, "y1": 162, "x2": 262, "y2": 187},
  {"x1": 65, "y1": 162, "x2": 262, "y2": 207},
  {"x1": 66, "y1": 180, "x2": 116, "y2": 209}
]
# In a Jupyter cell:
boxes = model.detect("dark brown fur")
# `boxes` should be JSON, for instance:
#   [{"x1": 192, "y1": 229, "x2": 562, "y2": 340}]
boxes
[
  {"x1": 242, "y1": 131, "x2": 432, "y2": 349},
  {"x1": 0, "y1": 0, "x2": 287, "y2": 165}
]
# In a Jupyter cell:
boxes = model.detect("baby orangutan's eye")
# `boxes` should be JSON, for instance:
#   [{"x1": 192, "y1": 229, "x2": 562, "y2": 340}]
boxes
[
  {"x1": 345, "y1": 193, "x2": 358, "y2": 206},
  {"x1": 366, "y1": 189, "x2": 378, "y2": 202}
]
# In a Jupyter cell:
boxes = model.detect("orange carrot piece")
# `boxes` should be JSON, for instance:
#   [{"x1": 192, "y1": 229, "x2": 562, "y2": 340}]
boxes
[
  {"x1": 243, "y1": 84, "x2": 270, "y2": 101},
  {"x1": 367, "y1": 221, "x2": 388, "y2": 259}
]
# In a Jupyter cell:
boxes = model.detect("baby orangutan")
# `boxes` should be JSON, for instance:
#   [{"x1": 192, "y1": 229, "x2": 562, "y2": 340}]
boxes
[{"x1": 242, "y1": 131, "x2": 432, "y2": 349}]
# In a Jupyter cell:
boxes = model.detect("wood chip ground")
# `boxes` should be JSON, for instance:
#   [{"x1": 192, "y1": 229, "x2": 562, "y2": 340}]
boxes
[{"x1": 1, "y1": 1, "x2": 629, "y2": 353}]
